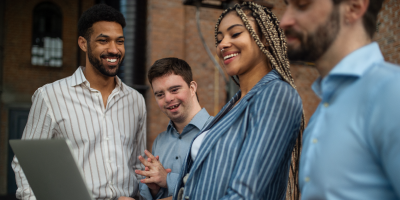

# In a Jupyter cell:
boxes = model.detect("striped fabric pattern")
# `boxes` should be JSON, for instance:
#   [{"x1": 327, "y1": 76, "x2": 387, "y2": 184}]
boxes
[
  {"x1": 12, "y1": 67, "x2": 147, "y2": 200},
  {"x1": 173, "y1": 70, "x2": 303, "y2": 200}
]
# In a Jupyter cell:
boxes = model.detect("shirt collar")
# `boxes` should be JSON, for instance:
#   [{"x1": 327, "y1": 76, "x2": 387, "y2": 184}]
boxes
[
  {"x1": 312, "y1": 42, "x2": 383, "y2": 97},
  {"x1": 329, "y1": 42, "x2": 383, "y2": 77},
  {"x1": 167, "y1": 108, "x2": 211, "y2": 133},
  {"x1": 70, "y1": 66, "x2": 123, "y2": 91}
]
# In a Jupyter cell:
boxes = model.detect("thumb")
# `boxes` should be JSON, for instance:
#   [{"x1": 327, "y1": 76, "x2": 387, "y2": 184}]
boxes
[{"x1": 166, "y1": 168, "x2": 172, "y2": 173}]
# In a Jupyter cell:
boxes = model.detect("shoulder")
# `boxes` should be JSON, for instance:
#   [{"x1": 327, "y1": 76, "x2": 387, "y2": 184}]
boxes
[
  {"x1": 252, "y1": 79, "x2": 302, "y2": 109},
  {"x1": 366, "y1": 62, "x2": 400, "y2": 101},
  {"x1": 32, "y1": 75, "x2": 74, "y2": 100}
]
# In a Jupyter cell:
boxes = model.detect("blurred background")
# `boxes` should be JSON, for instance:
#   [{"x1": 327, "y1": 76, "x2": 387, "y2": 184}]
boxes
[{"x1": 0, "y1": 0, "x2": 398, "y2": 199}]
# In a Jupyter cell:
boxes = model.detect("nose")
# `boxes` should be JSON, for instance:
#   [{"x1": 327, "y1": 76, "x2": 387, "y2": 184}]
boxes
[
  {"x1": 164, "y1": 92, "x2": 174, "y2": 103},
  {"x1": 279, "y1": 7, "x2": 295, "y2": 30},
  {"x1": 107, "y1": 41, "x2": 119, "y2": 54},
  {"x1": 217, "y1": 38, "x2": 231, "y2": 57}
]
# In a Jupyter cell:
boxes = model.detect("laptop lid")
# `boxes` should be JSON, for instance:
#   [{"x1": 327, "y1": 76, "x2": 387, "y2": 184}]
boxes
[{"x1": 9, "y1": 139, "x2": 93, "y2": 200}]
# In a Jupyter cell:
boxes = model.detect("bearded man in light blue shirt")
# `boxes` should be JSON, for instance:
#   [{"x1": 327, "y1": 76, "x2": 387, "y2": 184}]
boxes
[
  {"x1": 280, "y1": 0, "x2": 400, "y2": 199},
  {"x1": 122, "y1": 58, "x2": 212, "y2": 200}
]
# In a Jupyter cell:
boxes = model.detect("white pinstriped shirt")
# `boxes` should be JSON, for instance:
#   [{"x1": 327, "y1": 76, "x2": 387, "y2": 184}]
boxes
[{"x1": 12, "y1": 67, "x2": 146, "y2": 200}]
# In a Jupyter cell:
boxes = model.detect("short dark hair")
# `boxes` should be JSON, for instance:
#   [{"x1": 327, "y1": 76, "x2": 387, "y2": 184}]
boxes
[
  {"x1": 148, "y1": 57, "x2": 193, "y2": 87},
  {"x1": 333, "y1": 0, "x2": 384, "y2": 38},
  {"x1": 78, "y1": 4, "x2": 126, "y2": 40}
]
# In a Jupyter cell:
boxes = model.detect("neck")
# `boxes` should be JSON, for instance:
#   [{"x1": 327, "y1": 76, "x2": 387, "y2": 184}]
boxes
[
  {"x1": 173, "y1": 101, "x2": 202, "y2": 134},
  {"x1": 238, "y1": 62, "x2": 271, "y2": 98},
  {"x1": 83, "y1": 63, "x2": 116, "y2": 93},
  {"x1": 315, "y1": 24, "x2": 372, "y2": 78}
]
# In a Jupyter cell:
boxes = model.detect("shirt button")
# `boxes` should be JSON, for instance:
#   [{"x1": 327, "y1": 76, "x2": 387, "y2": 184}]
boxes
[
  {"x1": 176, "y1": 156, "x2": 179, "y2": 160},
  {"x1": 305, "y1": 177, "x2": 310, "y2": 182},
  {"x1": 323, "y1": 102, "x2": 329, "y2": 107},
  {"x1": 312, "y1": 138, "x2": 318, "y2": 143},
  {"x1": 184, "y1": 196, "x2": 189, "y2": 200},
  {"x1": 104, "y1": 137, "x2": 109, "y2": 141}
]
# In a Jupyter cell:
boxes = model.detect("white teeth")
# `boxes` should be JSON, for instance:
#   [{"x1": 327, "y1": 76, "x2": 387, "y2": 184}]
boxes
[
  {"x1": 106, "y1": 58, "x2": 117, "y2": 63},
  {"x1": 223, "y1": 53, "x2": 239, "y2": 60}
]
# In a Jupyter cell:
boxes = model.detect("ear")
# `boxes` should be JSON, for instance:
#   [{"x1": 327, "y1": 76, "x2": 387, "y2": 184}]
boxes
[
  {"x1": 343, "y1": 0, "x2": 369, "y2": 24},
  {"x1": 78, "y1": 36, "x2": 88, "y2": 52},
  {"x1": 189, "y1": 81, "x2": 198, "y2": 96}
]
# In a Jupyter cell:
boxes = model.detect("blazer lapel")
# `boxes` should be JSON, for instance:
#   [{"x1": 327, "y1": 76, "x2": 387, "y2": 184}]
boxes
[{"x1": 184, "y1": 69, "x2": 282, "y2": 186}]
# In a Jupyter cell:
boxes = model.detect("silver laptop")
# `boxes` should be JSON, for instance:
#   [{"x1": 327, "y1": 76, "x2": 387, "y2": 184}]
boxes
[{"x1": 9, "y1": 139, "x2": 94, "y2": 200}]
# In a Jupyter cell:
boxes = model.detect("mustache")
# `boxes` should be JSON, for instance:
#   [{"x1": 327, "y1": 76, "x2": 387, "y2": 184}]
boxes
[
  {"x1": 100, "y1": 53, "x2": 122, "y2": 59},
  {"x1": 284, "y1": 28, "x2": 303, "y2": 39}
]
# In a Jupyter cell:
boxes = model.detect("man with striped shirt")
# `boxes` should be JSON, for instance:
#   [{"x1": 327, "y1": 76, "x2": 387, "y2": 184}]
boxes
[{"x1": 12, "y1": 4, "x2": 146, "y2": 200}]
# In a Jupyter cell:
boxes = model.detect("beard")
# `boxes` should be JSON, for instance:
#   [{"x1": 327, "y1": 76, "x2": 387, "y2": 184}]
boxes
[
  {"x1": 87, "y1": 43, "x2": 124, "y2": 77},
  {"x1": 285, "y1": 6, "x2": 340, "y2": 63}
]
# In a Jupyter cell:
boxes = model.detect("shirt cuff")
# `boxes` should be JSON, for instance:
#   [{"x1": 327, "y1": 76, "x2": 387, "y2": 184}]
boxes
[{"x1": 167, "y1": 172, "x2": 180, "y2": 196}]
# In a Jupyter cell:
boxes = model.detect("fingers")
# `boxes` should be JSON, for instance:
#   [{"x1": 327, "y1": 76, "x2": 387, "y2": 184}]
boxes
[
  {"x1": 140, "y1": 177, "x2": 157, "y2": 184},
  {"x1": 165, "y1": 168, "x2": 172, "y2": 173},
  {"x1": 155, "y1": 155, "x2": 160, "y2": 161},
  {"x1": 144, "y1": 150, "x2": 157, "y2": 160},
  {"x1": 138, "y1": 155, "x2": 151, "y2": 167},
  {"x1": 135, "y1": 169, "x2": 151, "y2": 177},
  {"x1": 118, "y1": 197, "x2": 135, "y2": 200}
]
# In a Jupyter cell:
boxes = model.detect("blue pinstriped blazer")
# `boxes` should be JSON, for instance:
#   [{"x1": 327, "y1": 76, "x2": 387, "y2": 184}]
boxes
[{"x1": 173, "y1": 70, "x2": 303, "y2": 200}]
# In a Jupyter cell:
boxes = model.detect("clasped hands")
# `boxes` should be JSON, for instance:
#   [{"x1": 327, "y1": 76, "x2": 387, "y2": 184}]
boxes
[
  {"x1": 118, "y1": 150, "x2": 172, "y2": 200},
  {"x1": 137, "y1": 150, "x2": 172, "y2": 196}
]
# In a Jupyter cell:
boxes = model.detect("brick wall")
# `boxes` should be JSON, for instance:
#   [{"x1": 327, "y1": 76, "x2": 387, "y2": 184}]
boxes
[
  {"x1": 0, "y1": 0, "x2": 94, "y2": 194},
  {"x1": 376, "y1": 0, "x2": 400, "y2": 64}
]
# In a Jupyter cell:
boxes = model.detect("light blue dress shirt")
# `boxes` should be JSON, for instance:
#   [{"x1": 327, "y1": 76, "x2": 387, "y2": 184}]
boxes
[
  {"x1": 140, "y1": 108, "x2": 212, "y2": 200},
  {"x1": 300, "y1": 42, "x2": 400, "y2": 200}
]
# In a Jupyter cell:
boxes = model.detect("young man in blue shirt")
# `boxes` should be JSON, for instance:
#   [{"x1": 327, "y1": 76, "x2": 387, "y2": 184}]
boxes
[
  {"x1": 120, "y1": 58, "x2": 212, "y2": 200},
  {"x1": 280, "y1": 0, "x2": 400, "y2": 199}
]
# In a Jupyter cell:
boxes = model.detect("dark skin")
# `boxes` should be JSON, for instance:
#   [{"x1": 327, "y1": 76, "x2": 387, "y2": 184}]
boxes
[{"x1": 77, "y1": 21, "x2": 125, "y2": 108}]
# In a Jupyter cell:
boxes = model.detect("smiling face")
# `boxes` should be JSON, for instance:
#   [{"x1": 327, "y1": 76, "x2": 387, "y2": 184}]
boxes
[
  {"x1": 280, "y1": 0, "x2": 340, "y2": 62},
  {"x1": 216, "y1": 12, "x2": 268, "y2": 78},
  {"x1": 86, "y1": 21, "x2": 125, "y2": 77},
  {"x1": 152, "y1": 73, "x2": 197, "y2": 124}
]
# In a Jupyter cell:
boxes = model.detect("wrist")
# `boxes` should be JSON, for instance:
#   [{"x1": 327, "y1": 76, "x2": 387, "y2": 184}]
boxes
[{"x1": 150, "y1": 187, "x2": 160, "y2": 197}]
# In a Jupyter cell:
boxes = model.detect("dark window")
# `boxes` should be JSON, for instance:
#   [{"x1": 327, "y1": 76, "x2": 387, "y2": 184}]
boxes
[{"x1": 31, "y1": 2, "x2": 63, "y2": 67}]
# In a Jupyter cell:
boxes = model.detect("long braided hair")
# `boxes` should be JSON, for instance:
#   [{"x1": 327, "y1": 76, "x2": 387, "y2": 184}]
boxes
[{"x1": 215, "y1": 2, "x2": 304, "y2": 200}]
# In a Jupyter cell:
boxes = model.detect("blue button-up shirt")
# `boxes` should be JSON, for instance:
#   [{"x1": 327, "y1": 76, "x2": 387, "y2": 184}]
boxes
[
  {"x1": 140, "y1": 108, "x2": 212, "y2": 200},
  {"x1": 300, "y1": 42, "x2": 400, "y2": 199}
]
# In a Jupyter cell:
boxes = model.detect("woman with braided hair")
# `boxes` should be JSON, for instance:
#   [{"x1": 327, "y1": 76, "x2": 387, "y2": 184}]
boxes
[{"x1": 172, "y1": 2, "x2": 304, "y2": 200}]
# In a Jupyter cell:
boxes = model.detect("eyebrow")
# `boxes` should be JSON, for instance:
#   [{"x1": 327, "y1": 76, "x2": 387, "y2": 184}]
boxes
[
  {"x1": 96, "y1": 34, "x2": 125, "y2": 39},
  {"x1": 154, "y1": 85, "x2": 182, "y2": 95},
  {"x1": 217, "y1": 24, "x2": 244, "y2": 35}
]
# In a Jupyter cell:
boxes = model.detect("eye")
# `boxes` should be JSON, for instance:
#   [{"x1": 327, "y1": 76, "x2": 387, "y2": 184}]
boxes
[
  {"x1": 296, "y1": 0, "x2": 310, "y2": 10},
  {"x1": 117, "y1": 40, "x2": 124, "y2": 44},
  {"x1": 171, "y1": 88, "x2": 179, "y2": 93},
  {"x1": 98, "y1": 39, "x2": 107, "y2": 43},
  {"x1": 232, "y1": 32, "x2": 242, "y2": 38},
  {"x1": 155, "y1": 93, "x2": 164, "y2": 98},
  {"x1": 216, "y1": 37, "x2": 223, "y2": 44}
]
